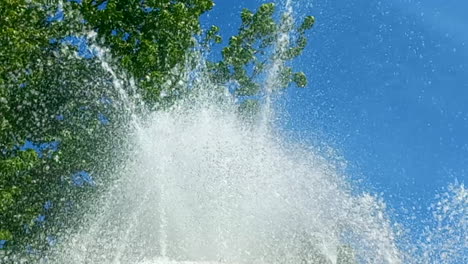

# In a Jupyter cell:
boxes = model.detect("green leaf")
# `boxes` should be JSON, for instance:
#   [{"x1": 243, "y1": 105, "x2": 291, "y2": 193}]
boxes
[
  {"x1": 299, "y1": 15, "x2": 315, "y2": 32},
  {"x1": 293, "y1": 72, "x2": 308, "y2": 88}
]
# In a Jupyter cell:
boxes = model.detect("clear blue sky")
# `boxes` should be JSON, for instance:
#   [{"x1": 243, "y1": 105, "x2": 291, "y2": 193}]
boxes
[{"x1": 204, "y1": 0, "x2": 468, "y2": 232}]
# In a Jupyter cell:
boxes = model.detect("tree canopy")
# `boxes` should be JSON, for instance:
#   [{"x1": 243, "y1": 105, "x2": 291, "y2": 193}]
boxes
[{"x1": 0, "y1": 0, "x2": 331, "y2": 261}]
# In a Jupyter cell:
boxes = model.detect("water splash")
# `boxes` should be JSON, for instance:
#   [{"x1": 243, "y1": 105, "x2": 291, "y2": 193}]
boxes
[
  {"x1": 47, "y1": 98, "x2": 397, "y2": 264},
  {"x1": 41, "y1": 39, "x2": 404, "y2": 263},
  {"x1": 402, "y1": 183, "x2": 467, "y2": 264},
  {"x1": 260, "y1": 0, "x2": 294, "y2": 129},
  {"x1": 4, "y1": 1, "x2": 466, "y2": 264}
]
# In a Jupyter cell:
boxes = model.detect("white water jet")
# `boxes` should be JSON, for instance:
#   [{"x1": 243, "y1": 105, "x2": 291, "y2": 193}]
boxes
[
  {"x1": 13, "y1": 2, "x2": 465, "y2": 264},
  {"x1": 48, "y1": 91, "x2": 402, "y2": 263},
  {"x1": 261, "y1": 0, "x2": 294, "y2": 129},
  {"x1": 44, "y1": 49, "x2": 404, "y2": 264}
]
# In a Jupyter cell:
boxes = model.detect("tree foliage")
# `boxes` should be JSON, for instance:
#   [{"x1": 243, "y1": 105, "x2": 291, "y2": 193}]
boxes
[
  {"x1": 0, "y1": 0, "x2": 317, "y2": 259},
  {"x1": 1, "y1": 0, "x2": 61, "y2": 248},
  {"x1": 77, "y1": 0, "x2": 215, "y2": 105},
  {"x1": 208, "y1": 3, "x2": 314, "y2": 96}
]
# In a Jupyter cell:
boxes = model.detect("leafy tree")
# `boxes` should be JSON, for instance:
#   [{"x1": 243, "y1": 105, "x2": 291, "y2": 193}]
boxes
[
  {"x1": 0, "y1": 150, "x2": 39, "y2": 242},
  {"x1": 0, "y1": 0, "x2": 316, "y2": 260},
  {"x1": 206, "y1": 3, "x2": 314, "y2": 114},
  {"x1": 0, "y1": 0, "x2": 219, "y2": 257},
  {"x1": 1, "y1": 0, "x2": 151, "y2": 255},
  {"x1": 209, "y1": 3, "x2": 314, "y2": 95},
  {"x1": 77, "y1": 0, "x2": 215, "y2": 106},
  {"x1": 0, "y1": 0, "x2": 62, "y2": 248}
]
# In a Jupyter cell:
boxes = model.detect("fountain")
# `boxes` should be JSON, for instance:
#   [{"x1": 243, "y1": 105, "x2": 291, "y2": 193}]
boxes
[{"x1": 2, "y1": 1, "x2": 466, "y2": 264}]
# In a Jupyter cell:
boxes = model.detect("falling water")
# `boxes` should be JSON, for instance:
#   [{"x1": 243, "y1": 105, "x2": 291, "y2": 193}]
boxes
[
  {"x1": 4, "y1": 1, "x2": 466, "y2": 264},
  {"x1": 260, "y1": 0, "x2": 294, "y2": 129},
  {"x1": 41, "y1": 47, "x2": 465, "y2": 262},
  {"x1": 45, "y1": 76, "x2": 402, "y2": 264}
]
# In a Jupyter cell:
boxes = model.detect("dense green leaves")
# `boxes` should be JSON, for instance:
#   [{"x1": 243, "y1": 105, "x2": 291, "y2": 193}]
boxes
[
  {"x1": 0, "y1": 0, "x2": 57, "y2": 247},
  {"x1": 0, "y1": 0, "x2": 215, "y2": 248},
  {"x1": 300, "y1": 15, "x2": 316, "y2": 32},
  {"x1": 0, "y1": 1, "x2": 133, "y2": 254},
  {"x1": 0, "y1": 0, "x2": 317, "y2": 259},
  {"x1": 208, "y1": 3, "x2": 315, "y2": 98},
  {"x1": 77, "y1": 0, "x2": 215, "y2": 106},
  {"x1": 0, "y1": 150, "x2": 39, "y2": 240}
]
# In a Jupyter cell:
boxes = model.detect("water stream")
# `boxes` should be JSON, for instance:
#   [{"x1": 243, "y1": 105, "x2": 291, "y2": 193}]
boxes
[{"x1": 5, "y1": 1, "x2": 466, "y2": 263}]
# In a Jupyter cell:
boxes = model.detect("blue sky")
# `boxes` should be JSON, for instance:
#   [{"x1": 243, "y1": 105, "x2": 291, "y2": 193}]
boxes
[{"x1": 204, "y1": 0, "x2": 468, "y2": 231}]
